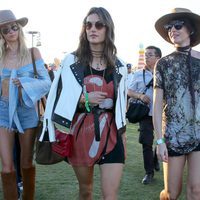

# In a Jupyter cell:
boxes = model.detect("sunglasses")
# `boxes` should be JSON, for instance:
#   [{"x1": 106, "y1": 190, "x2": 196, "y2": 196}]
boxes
[
  {"x1": 1, "y1": 24, "x2": 19, "y2": 35},
  {"x1": 85, "y1": 21, "x2": 106, "y2": 30},
  {"x1": 164, "y1": 20, "x2": 185, "y2": 32}
]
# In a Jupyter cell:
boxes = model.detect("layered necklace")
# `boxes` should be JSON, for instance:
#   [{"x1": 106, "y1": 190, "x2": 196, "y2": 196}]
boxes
[
  {"x1": 89, "y1": 65, "x2": 106, "y2": 93},
  {"x1": 90, "y1": 50, "x2": 105, "y2": 70},
  {"x1": 88, "y1": 50, "x2": 107, "y2": 93}
]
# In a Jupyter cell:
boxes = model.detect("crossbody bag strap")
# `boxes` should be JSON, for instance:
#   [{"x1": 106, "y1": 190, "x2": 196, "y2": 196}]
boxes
[
  {"x1": 142, "y1": 69, "x2": 153, "y2": 94},
  {"x1": 143, "y1": 69, "x2": 146, "y2": 86},
  {"x1": 31, "y1": 48, "x2": 38, "y2": 78},
  {"x1": 145, "y1": 78, "x2": 153, "y2": 89},
  {"x1": 31, "y1": 48, "x2": 46, "y2": 113}
]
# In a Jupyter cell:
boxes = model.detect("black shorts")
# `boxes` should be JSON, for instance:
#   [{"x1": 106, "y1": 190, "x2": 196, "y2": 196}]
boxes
[
  {"x1": 168, "y1": 143, "x2": 200, "y2": 157},
  {"x1": 97, "y1": 134, "x2": 125, "y2": 165}
]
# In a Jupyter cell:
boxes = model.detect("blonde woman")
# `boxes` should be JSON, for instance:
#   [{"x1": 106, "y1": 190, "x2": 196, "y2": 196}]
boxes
[{"x1": 0, "y1": 10, "x2": 51, "y2": 200}]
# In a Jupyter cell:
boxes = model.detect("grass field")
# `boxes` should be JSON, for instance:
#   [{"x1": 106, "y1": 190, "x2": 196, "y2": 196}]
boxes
[{"x1": 0, "y1": 123, "x2": 186, "y2": 199}]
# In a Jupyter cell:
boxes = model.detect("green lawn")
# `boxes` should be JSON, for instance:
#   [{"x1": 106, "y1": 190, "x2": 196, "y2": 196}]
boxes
[{"x1": 0, "y1": 123, "x2": 186, "y2": 199}]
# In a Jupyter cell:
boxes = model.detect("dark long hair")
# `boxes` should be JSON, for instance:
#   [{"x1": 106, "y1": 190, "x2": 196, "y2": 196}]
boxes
[{"x1": 75, "y1": 7, "x2": 117, "y2": 68}]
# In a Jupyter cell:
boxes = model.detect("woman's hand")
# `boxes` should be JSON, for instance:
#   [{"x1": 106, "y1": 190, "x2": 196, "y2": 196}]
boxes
[
  {"x1": 12, "y1": 78, "x2": 22, "y2": 88},
  {"x1": 88, "y1": 91, "x2": 107, "y2": 105},
  {"x1": 157, "y1": 143, "x2": 168, "y2": 163}
]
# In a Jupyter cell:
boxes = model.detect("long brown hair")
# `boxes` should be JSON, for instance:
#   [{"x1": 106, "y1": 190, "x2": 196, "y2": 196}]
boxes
[{"x1": 75, "y1": 7, "x2": 117, "y2": 68}]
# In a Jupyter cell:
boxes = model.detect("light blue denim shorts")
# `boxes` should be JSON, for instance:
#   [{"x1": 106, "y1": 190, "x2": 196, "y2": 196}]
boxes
[{"x1": 0, "y1": 96, "x2": 38, "y2": 132}]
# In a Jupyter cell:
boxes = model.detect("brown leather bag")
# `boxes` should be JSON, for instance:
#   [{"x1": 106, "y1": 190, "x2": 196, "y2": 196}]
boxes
[
  {"x1": 31, "y1": 48, "x2": 64, "y2": 165},
  {"x1": 35, "y1": 125, "x2": 65, "y2": 165}
]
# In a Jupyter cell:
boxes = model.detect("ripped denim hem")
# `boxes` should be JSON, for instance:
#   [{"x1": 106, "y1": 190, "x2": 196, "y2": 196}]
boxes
[{"x1": 0, "y1": 126, "x2": 18, "y2": 133}]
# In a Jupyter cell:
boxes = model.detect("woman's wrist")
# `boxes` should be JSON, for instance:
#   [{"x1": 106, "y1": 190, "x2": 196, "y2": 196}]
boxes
[{"x1": 156, "y1": 138, "x2": 165, "y2": 145}]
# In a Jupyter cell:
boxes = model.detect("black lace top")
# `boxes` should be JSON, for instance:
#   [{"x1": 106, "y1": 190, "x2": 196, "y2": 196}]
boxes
[{"x1": 154, "y1": 51, "x2": 200, "y2": 154}]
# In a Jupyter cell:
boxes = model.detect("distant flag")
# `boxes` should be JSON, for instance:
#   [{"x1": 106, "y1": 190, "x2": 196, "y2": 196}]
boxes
[{"x1": 137, "y1": 43, "x2": 145, "y2": 69}]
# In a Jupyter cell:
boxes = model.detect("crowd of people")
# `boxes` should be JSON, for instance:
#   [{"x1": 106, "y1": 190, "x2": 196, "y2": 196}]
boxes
[{"x1": 0, "y1": 6, "x2": 199, "y2": 200}]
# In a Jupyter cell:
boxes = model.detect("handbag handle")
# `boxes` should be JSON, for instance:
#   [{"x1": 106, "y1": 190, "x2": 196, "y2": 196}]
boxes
[{"x1": 31, "y1": 48, "x2": 46, "y2": 113}]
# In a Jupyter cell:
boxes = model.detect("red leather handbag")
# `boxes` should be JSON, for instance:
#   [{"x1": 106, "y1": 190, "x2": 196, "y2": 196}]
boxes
[{"x1": 52, "y1": 130, "x2": 73, "y2": 157}]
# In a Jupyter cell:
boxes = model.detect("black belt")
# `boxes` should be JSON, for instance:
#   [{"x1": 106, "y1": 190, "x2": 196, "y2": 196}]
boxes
[{"x1": 92, "y1": 107, "x2": 112, "y2": 141}]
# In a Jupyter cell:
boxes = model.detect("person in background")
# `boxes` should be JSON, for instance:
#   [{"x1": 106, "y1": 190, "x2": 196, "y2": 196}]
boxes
[
  {"x1": 127, "y1": 63, "x2": 133, "y2": 88},
  {"x1": 128, "y1": 46, "x2": 162, "y2": 184},
  {"x1": 42, "y1": 7, "x2": 127, "y2": 199},
  {"x1": 154, "y1": 8, "x2": 200, "y2": 200},
  {"x1": 0, "y1": 10, "x2": 51, "y2": 200},
  {"x1": 126, "y1": 63, "x2": 133, "y2": 109},
  {"x1": 50, "y1": 61, "x2": 60, "y2": 78},
  {"x1": 44, "y1": 63, "x2": 54, "y2": 81}
]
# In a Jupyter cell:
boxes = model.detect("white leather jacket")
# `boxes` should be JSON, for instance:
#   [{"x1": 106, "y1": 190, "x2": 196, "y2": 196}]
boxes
[{"x1": 40, "y1": 53, "x2": 127, "y2": 142}]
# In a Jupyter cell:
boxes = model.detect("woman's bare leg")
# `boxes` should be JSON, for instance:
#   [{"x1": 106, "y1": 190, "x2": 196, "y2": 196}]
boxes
[
  {"x1": 18, "y1": 128, "x2": 36, "y2": 168},
  {"x1": 19, "y1": 128, "x2": 37, "y2": 200},
  {"x1": 161, "y1": 156, "x2": 186, "y2": 200},
  {"x1": 100, "y1": 163, "x2": 124, "y2": 200},
  {"x1": 186, "y1": 151, "x2": 200, "y2": 200},
  {"x1": 0, "y1": 128, "x2": 15, "y2": 172},
  {"x1": 73, "y1": 166, "x2": 94, "y2": 200},
  {"x1": 0, "y1": 128, "x2": 18, "y2": 199}
]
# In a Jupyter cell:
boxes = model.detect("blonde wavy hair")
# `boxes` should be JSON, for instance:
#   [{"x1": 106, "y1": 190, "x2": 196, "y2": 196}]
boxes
[{"x1": 0, "y1": 23, "x2": 30, "y2": 68}]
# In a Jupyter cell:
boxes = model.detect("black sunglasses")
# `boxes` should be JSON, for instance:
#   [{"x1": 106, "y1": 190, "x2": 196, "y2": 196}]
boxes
[
  {"x1": 164, "y1": 20, "x2": 184, "y2": 32},
  {"x1": 1, "y1": 24, "x2": 19, "y2": 35},
  {"x1": 85, "y1": 21, "x2": 106, "y2": 30}
]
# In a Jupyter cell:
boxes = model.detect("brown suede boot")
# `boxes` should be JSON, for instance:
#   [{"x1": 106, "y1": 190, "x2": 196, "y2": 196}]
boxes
[
  {"x1": 21, "y1": 166, "x2": 36, "y2": 200},
  {"x1": 1, "y1": 171, "x2": 18, "y2": 200}
]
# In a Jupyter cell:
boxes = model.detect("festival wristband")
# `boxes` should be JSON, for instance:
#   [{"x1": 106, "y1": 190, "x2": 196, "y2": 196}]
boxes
[
  {"x1": 156, "y1": 138, "x2": 165, "y2": 145},
  {"x1": 84, "y1": 92, "x2": 91, "y2": 112}
]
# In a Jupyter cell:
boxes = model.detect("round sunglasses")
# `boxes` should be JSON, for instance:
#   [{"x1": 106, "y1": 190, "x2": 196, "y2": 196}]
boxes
[
  {"x1": 85, "y1": 21, "x2": 106, "y2": 30},
  {"x1": 1, "y1": 24, "x2": 19, "y2": 35},
  {"x1": 164, "y1": 20, "x2": 184, "y2": 32}
]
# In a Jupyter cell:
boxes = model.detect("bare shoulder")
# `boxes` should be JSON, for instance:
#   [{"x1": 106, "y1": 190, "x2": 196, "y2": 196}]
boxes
[
  {"x1": 29, "y1": 47, "x2": 42, "y2": 60},
  {"x1": 191, "y1": 49, "x2": 200, "y2": 59}
]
